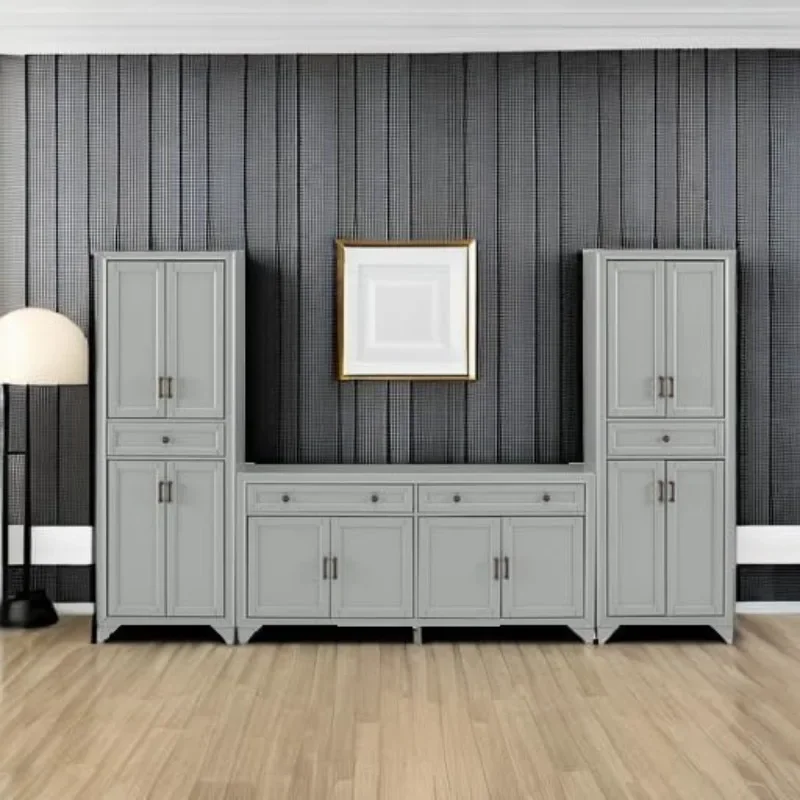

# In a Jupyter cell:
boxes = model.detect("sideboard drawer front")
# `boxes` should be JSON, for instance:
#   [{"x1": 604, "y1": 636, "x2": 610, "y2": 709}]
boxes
[
  {"x1": 417, "y1": 484, "x2": 585, "y2": 515},
  {"x1": 246, "y1": 484, "x2": 414, "y2": 514},
  {"x1": 107, "y1": 422, "x2": 225, "y2": 457},
  {"x1": 607, "y1": 421, "x2": 725, "y2": 458}
]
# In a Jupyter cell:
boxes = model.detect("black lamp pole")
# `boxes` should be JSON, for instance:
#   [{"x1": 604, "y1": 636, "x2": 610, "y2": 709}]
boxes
[
  {"x1": 1, "y1": 383, "x2": 8, "y2": 610},
  {"x1": 0, "y1": 383, "x2": 58, "y2": 628}
]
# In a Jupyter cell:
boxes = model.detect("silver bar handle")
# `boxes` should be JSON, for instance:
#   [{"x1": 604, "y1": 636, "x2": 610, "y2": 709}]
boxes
[
  {"x1": 331, "y1": 556, "x2": 338, "y2": 581},
  {"x1": 504, "y1": 556, "x2": 510, "y2": 580},
  {"x1": 657, "y1": 479, "x2": 665, "y2": 503},
  {"x1": 657, "y1": 376, "x2": 666, "y2": 398},
  {"x1": 158, "y1": 480, "x2": 165, "y2": 503},
  {"x1": 667, "y1": 376, "x2": 675, "y2": 398},
  {"x1": 322, "y1": 556, "x2": 328, "y2": 580},
  {"x1": 668, "y1": 480, "x2": 676, "y2": 503},
  {"x1": 493, "y1": 557, "x2": 500, "y2": 581}
]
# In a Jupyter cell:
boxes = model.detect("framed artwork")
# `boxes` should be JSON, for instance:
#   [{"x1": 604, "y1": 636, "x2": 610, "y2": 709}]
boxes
[{"x1": 336, "y1": 239, "x2": 477, "y2": 380}]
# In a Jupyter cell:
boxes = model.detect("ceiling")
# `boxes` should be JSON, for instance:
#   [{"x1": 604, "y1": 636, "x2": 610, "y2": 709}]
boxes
[{"x1": 1, "y1": 1, "x2": 800, "y2": 53}]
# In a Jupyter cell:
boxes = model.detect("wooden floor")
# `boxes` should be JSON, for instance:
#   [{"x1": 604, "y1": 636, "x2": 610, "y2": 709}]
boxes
[{"x1": 1, "y1": 617, "x2": 800, "y2": 799}]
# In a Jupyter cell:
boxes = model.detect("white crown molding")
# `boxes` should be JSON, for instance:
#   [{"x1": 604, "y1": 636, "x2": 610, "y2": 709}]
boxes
[{"x1": 3, "y1": 5, "x2": 800, "y2": 53}]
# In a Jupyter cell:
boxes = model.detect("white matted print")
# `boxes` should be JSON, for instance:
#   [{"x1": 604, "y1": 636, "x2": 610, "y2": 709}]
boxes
[{"x1": 337, "y1": 240, "x2": 477, "y2": 380}]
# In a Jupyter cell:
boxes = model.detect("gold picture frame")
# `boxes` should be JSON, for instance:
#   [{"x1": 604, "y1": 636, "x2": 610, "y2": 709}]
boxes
[{"x1": 336, "y1": 239, "x2": 477, "y2": 381}]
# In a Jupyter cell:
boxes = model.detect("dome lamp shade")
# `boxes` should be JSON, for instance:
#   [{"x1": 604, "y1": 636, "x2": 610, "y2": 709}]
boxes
[{"x1": 0, "y1": 307, "x2": 88, "y2": 386}]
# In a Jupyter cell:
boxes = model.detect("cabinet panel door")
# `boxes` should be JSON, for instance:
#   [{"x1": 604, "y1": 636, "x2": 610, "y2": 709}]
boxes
[
  {"x1": 418, "y1": 518, "x2": 500, "y2": 619},
  {"x1": 247, "y1": 518, "x2": 330, "y2": 618},
  {"x1": 501, "y1": 518, "x2": 584, "y2": 619},
  {"x1": 166, "y1": 461, "x2": 224, "y2": 617},
  {"x1": 667, "y1": 461, "x2": 725, "y2": 616},
  {"x1": 666, "y1": 260, "x2": 725, "y2": 418},
  {"x1": 607, "y1": 259, "x2": 666, "y2": 417},
  {"x1": 107, "y1": 460, "x2": 166, "y2": 616},
  {"x1": 166, "y1": 260, "x2": 225, "y2": 418},
  {"x1": 107, "y1": 260, "x2": 166, "y2": 418},
  {"x1": 330, "y1": 518, "x2": 413, "y2": 619},
  {"x1": 607, "y1": 461, "x2": 666, "y2": 616}
]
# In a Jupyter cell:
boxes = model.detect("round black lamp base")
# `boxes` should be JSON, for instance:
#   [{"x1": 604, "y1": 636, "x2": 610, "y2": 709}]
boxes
[{"x1": 0, "y1": 590, "x2": 59, "y2": 628}]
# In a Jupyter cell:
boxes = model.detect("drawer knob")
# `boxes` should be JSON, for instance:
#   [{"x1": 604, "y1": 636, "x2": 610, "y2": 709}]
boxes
[
  {"x1": 543, "y1": 493, "x2": 551, "y2": 502},
  {"x1": 662, "y1": 434, "x2": 671, "y2": 443},
  {"x1": 161, "y1": 435, "x2": 170, "y2": 444},
  {"x1": 371, "y1": 494, "x2": 379, "y2": 503},
  {"x1": 281, "y1": 494, "x2": 290, "y2": 503},
  {"x1": 453, "y1": 494, "x2": 462, "y2": 503}
]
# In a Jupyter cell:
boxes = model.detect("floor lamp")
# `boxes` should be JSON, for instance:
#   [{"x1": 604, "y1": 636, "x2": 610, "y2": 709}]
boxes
[{"x1": 0, "y1": 308, "x2": 88, "y2": 628}]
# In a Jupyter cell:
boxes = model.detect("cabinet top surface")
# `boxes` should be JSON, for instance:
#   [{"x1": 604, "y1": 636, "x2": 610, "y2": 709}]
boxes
[
  {"x1": 94, "y1": 249, "x2": 243, "y2": 261},
  {"x1": 237, "y1": 463, "x2": 595, "y2": 483},
  {"x1": 583, "y1": 248, "x2": 736, "y2": 260}
]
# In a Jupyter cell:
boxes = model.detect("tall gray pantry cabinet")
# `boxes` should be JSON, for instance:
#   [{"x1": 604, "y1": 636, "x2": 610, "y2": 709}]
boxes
[
  {"x1": 583, "y1": 250, "x2": 736, "y2": 644},
  {"x1": 95, "y1": 251, "x2": 245, "y2": 644}
]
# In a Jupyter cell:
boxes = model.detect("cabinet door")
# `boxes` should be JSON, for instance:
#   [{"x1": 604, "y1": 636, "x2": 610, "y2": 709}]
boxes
[
  {"x1": 247, "y1": 518, "x2": 330, "y2": 618},
  {"x1": 607, "y1": 259, "x2": 666, "y2": 417},
  {"x1": 501, "y1": 518, "x2": 584, "y2": 619},
  {"x1": 166, "y1": 461, "x2": 224, "y2": 617},
  {"x1": 330, "y1": 518, "x2": 413, "y2": 619},
  {"x1": 607, "y1": 461, "x2": 666, "y2": 616},
  {"x1": 107, "y1": 460, "x2": 166, "y2": 616},
  {"x1": 666, "y1": 260, "x2": 725, "y2": 418},
  {"x1": 418, "y1": 518, "x2": 500, "y2": 619},
  {"x1": 667, "y1": 461, "x2": 725, "y2": 616},
  {"x1": 166, "y1": 260, "x2": 225, "y2": 418},
  {"x1": 107, "y1": 260, "x2": 166, "y2": 418}
]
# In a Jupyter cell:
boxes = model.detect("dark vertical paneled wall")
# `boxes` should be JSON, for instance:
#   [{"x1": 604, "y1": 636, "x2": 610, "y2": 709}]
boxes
[{"x1": 0, "y1": 51, "x2": 798, "y2": 526}]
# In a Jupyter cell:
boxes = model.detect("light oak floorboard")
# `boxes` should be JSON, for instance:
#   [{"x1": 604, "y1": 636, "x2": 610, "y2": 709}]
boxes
[{"x1": 1, "y1": 617, "x2": 800, "y2": 798}]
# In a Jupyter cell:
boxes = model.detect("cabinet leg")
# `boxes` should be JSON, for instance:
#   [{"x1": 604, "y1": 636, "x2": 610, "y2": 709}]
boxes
[
  {"x1": 94, "y1": 623, "x2": 120, "y2": 644},
  {"x1": 569, "y1": 626, "x2": 596, "y2": 645},
  {"x1": 597, "y1": 626, "x2": 618, "y2": 645},
  {"x1": 212, "y1": 626, "x2": 235, "y2": 646},
  {"x1": 237, "y1": 626, "x2": 261, "y2": 644},
  {"x1": 412, "y1": 627, "x2": 423, "y2": 646},
  {"x1": 711, "y1": 624, "x2": 734, "y2": 644}
]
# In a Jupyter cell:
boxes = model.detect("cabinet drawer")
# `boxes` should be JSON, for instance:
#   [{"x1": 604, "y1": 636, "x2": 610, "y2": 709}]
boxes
[
  {"x1": 107, "y1": 422, "x2": 225, "y2": 457},
  {"x1": 607, "y1": 421, "x2": 724, "y2": 458},
  {"x1": 246, "y1": 484, "x2": 414, "y2": 515},
  {"x1": 417, "y1": 484, "x2": 585, "y2": 515}
]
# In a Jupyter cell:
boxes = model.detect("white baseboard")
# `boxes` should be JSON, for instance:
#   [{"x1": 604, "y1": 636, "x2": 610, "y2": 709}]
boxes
[
  {"x1": 6, "y1": 525, "x2": 800, "y2": 567},
  {"x1": 737, "y1": 602, "x2": 800, "y2": 614},
  {"x1": 736, "y1": 526, "x2": 800, "y2": 564},
  {"x1": 7, "y1": 525, "x2": 92, "y2": 565},
  {"x1": 54, "y1": 602, "x2": 94, "y2": 616}
]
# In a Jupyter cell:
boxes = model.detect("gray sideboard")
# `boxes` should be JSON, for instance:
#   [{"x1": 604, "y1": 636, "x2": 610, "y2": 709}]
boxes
[
  {"x1": 236, "y1": 465, "x2": 596, "y2": 644},
  {"x1": 94, "y1": 251, "x2": 245, "y2": 645},
  {"x1": 583, "y1": 249, "x2": 736, "y2": 644}
]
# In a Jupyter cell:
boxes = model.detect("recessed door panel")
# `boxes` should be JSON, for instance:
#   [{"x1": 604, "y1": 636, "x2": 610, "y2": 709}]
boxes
[
  {"x1": 166, "y1": 260, "x2": 225, "y2": 418},
  {"x1": 107, "y1": 460, "x2": 166, "y2": 616},
  {"x1": 418, "y1": 518, "x2": 500, "y2": 619},
  {"x1": 501, "y1": 517, "x2": 584, "y2": 618},
  {"x1": 607, "y1": 260, "x2": 666, "y2": 417},
  {"x1": 607, "y1": 461, "x2": 666, "y2": 617},
  {"x1": 107, "y1": 261, "x2": 166, "y2": 418},
  {"x1": 666, "y1": 461, "x2": 725, "y2": 616},
  {"x1": 330, "y1": 518, "x2": 413, "y2": 619},
  {"x1": 166, "y1": 461, "x2": 225, "y2": 617},
  {"x1": 247, "y1": 518, "x2": 330, "y2": 618},
  {"x1": 666, "y1": 260, "x2": 725, "y2": 418}
]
